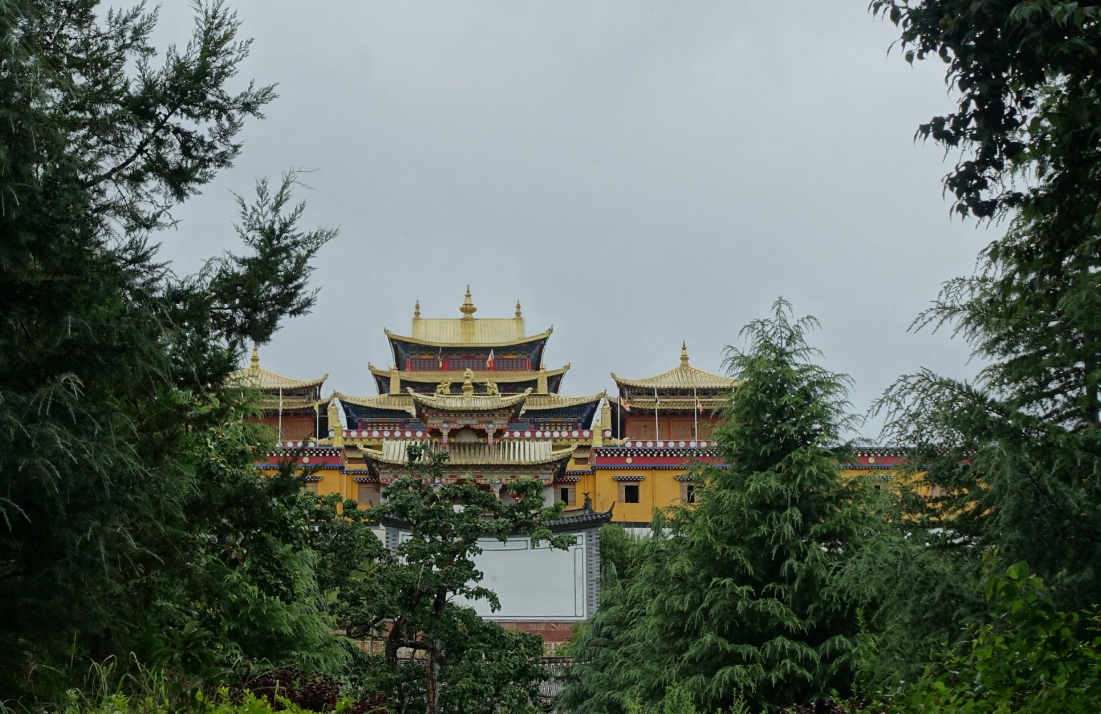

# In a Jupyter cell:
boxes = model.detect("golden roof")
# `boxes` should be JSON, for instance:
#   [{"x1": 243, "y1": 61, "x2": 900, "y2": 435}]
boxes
[
  {"x1": 386, "y1": 287, "x2": 551, "y2": 347},
  {"x1": 521, "y1": 392, "x2": 606, "y2": 413},
  {"x1": 331, "y1": 392, "x2": 417, "y2": 417},
  {"x1": 408, "y1": 388, "x2": 532, "y2": 412},
  {"x1": 369, "y1": 363, "x2": 569, "y2": 383},
  {"x1": 386, "y1": 325, "x2": 552, "y2": 348},
  {"x1": 231, "y1": 346, "x2": 328, "y2": 391},
  {"x1": 612, "y1": 342, "x2": 736, "y2": 391},
  {"x1": 364, "y1": 439, "x2": 575, "y2": 466}
]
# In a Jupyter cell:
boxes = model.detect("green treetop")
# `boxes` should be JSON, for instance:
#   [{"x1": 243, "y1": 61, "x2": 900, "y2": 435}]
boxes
[{"x1": 562, "y1": 300, "x2": 877, "y2": 713}]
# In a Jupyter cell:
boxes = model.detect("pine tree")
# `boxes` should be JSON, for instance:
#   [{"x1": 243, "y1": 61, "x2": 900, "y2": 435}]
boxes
[
  {"x1": 859, "y1": 0, "x2": 1101, "y2": 681},
  {"x1": 0, "y1": 0, "x2": 337, "y2": 696},
  {"x1": 563, "y1": 300, "x2": 877, "y2": 713}
]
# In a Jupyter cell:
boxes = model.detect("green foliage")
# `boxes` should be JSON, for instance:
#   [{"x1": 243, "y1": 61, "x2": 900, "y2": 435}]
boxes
[
  {"x1": 562, "y1": 301, "x2": 878, "y2": 714},
  {"x1": 557, "y1": 527, "x2": 650, "y2": 714},
  {"x1": 872, "y1": 0, "x2": 1101, "y2": 226},
  {"x1": 868, "y1": 0, "x2": 1101, "y2": 677},
  {"x1": 311, "y1": 446, "x2": 572, "y2": 714},
  {"x1": 48, "y1": 688, "x2": 379, "y2": 714},
  {"x1": 834, "y1": 511, "x2": 986, "y2": 687},
  {"x1": 896, "y1": 559, "x2": 1101, "y2": 713},
  {"x1": 624, "y1": 682, "x2": 742, "y2": 714},
  {"x1": 0, "y1": 0, "x2": 338, "y2": 699}
]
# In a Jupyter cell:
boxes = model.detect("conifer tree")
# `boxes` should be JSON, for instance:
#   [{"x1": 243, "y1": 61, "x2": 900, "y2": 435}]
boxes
[
  {"x1": 563, "y1": 300, "x2": 876, "y2": 713},
  {"x1": 0, "y1": 0, "x2": 338, "y2": 696},
  {"x1": 857, "y1": 0, "x2": 1101, "y2": 680}
]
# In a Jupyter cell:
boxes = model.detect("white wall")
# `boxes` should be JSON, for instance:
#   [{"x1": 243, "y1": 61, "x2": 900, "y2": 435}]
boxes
[{"x1": 454, "y1": 533, "x2": 588, "y2": 621}]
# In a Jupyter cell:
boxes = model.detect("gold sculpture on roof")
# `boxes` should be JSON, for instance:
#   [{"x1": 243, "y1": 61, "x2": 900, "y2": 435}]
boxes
[
  {"x1": 485, "y1": 380, "x2": 500, "y2": 396},
  {"x1": 681, "y1": 341, "x2": 689, "y2": 365},
  {"x1": 462, "y1": 368, "x2": 475, "y2": 396},
  {"x1": 460, "y1": 285, "x2": 477, "y2": 319},
  {"x1": 435, "y1": 380, "x2": 451, "y2": 395}
]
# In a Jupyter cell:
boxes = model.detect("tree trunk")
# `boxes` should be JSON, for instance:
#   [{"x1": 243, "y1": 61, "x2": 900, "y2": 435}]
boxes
[
  {"x1": 385, "y1": 615, "x2": 406, "y2": 671},
  {"x1": 425, "y1": 649, "x2": 437, "y2": 714}
]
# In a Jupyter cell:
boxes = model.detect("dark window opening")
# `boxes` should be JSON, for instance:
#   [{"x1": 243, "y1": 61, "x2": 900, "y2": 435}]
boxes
[
  {"x1": 685, "y1": 485, "x2": 696, "y2": 504},
  {"x1": 623, "y1": 484, "x2": 640, "y2": 504}
]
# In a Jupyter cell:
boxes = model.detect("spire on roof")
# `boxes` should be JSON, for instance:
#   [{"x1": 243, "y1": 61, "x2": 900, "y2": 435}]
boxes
[
  {"x1": 251, "y1": 344, "x2": 260, "y2": 368},
  {"x1": 414, "y1": 300, "x2": 421, "y2": 319},
  {"x1": 681, "y1": 341, "x2": 689, "y2": 365},
  {"x1": 515, "y1": 300, "x2": 522, "y2": 318},
  {"x1": 460, "y1": 285, "x2": 477, "y2": 320}
]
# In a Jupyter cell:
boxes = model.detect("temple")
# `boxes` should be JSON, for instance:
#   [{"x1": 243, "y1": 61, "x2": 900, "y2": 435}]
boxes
[
  {"x1": 236, "y1": 290, "x2": 613, "y2": 646},
  {"x1": 235, "y1": 289, "x2": 908, "y2": 648},
  {"x1": 323, "y1": 287, "x2": 608, "y2": 508}
]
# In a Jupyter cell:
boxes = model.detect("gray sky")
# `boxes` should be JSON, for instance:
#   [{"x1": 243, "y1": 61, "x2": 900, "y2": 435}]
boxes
[{"x1": 154, "y1": 0, "x2": 994, "y2": 437}]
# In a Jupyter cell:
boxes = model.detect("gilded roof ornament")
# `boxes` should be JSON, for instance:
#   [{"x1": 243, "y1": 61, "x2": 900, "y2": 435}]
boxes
[
  {"x1": 414, "y1": 300, "x2": 421, "y2": 319},
  {"x1": 515, "y1": 300, "x2": 522, "y2": 318},
  {"x1": 251, "y1": 344, "x2": 260, "y2": 368},
  {"x1": 681, "y1": 341, "x2": 689, "y2": 365},
  {"x1": 462, "y1": 368, "x2": 475, "y2": 396},
  {"x1": 460, "y1": 286, "x2": 477, "y2": 320}
]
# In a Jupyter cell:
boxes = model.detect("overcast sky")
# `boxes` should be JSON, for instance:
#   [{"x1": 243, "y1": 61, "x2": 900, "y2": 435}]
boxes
[{"x1": 152, "y1": 0, "x2": 995, "y2": 437}]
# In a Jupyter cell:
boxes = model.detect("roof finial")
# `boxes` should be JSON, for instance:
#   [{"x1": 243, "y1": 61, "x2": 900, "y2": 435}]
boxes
[
  {"x1": 414, "y1": 300, "x2": 421, "y2": 319},
  {"x1": 460, "y1": 285, "x2": 477, "y2": 319},
  {"x1": 515, "y1": 300, "x2": 522, "y2": 318},
  {"x1": 681, "y1": 341, "x2": 689, "y2": 365},
  {"x1": 251, "y1": 344, "x2": 260, "y2": 368}
]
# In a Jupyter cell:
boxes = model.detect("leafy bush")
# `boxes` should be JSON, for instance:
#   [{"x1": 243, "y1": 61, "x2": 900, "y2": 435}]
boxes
[
  {"x1": 896, "y1": 560, "x2": 1101, "y2": 713},
  {"x1": 50, "y1": 690, "x2": 376, "y2": 714},
  {"x1": 235, "y1": 666, "x2": 388, "y2": 713}
]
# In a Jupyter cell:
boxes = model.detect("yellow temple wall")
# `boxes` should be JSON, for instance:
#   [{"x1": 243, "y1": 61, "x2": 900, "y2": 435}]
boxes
[
  {"x1": 264, "y1": 461, "x2": 925, "y2": 524},
  {"x1": 317, "y1": 467, "x2": 353, "y2": 500},
  {"x1": 573, "y1": 469, "x2": 688, "y2": 525},
  {"x1": 570, "y1": 463, "x2": 920, "y2": 527}
]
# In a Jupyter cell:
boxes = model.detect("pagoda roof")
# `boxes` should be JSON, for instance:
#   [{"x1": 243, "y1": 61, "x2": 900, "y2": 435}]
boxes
[
  {"x1": 332, "y1": 392, "x2": 417, "y2": 417},
  {"x1": 612, "y1": 343, "x2": 736, "y2": 392},
  {"x1": 408, "y1": 388, "x2": 532, "y2": 412},
  {"x1": 232, "y1": 346, "x2": 327, "y2": 392},
  {"x1": 385, "y1": 325, "x2": 553, "y2": 349},
  {"x1": 521, "y1": 392, "x2": 606, "y2": 414},
  {"x1": 387, "y1": 287, "x2": 552, "y2": 347},
  {"x1": 369, "y1": 363, "x2": 570, "y2": 384},
  {"x1": 364, "y1": 439, "x2": 575, "y2": 467}
]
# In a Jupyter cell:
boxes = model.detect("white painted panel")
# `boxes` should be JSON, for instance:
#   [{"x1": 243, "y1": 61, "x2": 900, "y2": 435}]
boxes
[{"x1": 454, "y1": 533, "x2": 587, "y2": 620}]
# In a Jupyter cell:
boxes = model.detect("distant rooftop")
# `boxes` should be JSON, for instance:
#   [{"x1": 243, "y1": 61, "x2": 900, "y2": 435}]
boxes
[
  {"x1": 612, "y1": 342, "x2": 737, "y2": 391},
  {"x1": 232, "y1": 345, "x2": 327, "y2": 393}
]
